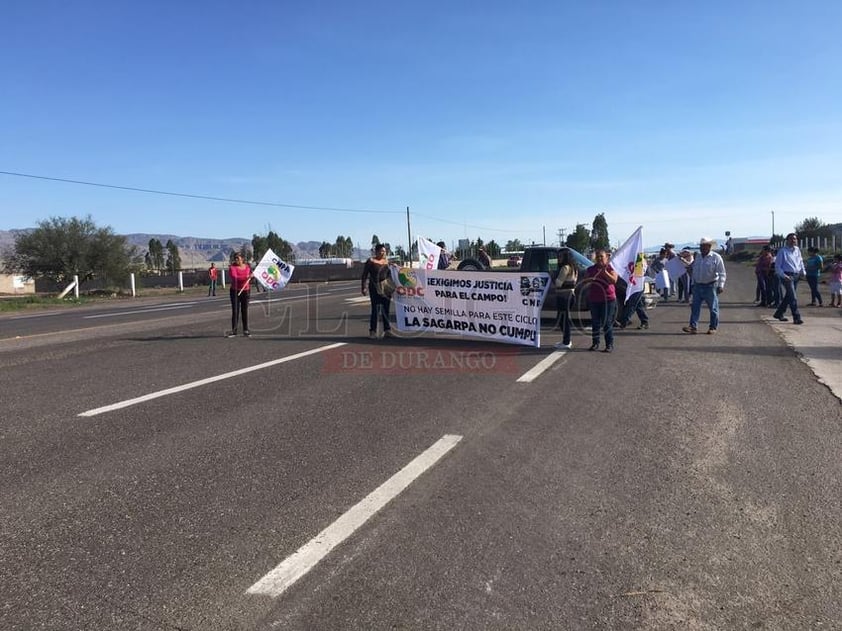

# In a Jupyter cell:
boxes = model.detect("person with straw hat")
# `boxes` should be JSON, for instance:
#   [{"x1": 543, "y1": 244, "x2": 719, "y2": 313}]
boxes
[{"x1": 682, "y1": 237, "x2": 726, "y2": 335}]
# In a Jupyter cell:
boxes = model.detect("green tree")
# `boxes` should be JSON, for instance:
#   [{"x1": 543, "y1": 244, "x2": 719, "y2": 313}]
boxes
[
  {"x1": 333, "y1": 235, "x2": 353, "y2": 257},
  {"x1": 251, "y1": 234, "x2": 268, "y2": 260},
  {"x1": 238, "y1": 244, "x2": 253, "y2": 262},
  {"x1": 147, "y1": 238, "x2": 164, "y2": 272},
  {"x1": 267, "y1": 230, "x2": 294, "y2": 262},
  {"x1": 394, "y1": 245, "x2": 407, "y2": 262},
  {"x1": 318, "y1": 241, "x2": 333, "y2": 257},
  {"x1": 505, "y1": 239, "x2": 523, "y2": 252},
  {"x1": 252, "y1": 231, "x2": 294, "y2": 263},
  {"x1": 566, "y1": 223, "x2": 591, "y2": 253},
  {"x1": 794, "y1": 217, "x2": 831, "y2": 242},
  {"x1": 486, "y1": 239, "x2": 501, "y2": 257},
  {"x1": 370, "y1": 234, "x2": 381, "y2": 254},
  {"x1": 590, "y1": 212, "x2": 609, "y2": 250},
  {"x1": 4, "y1": 215, "x2": 137, "y2": 286},
  {"x1": 165, "y1": 239, "x2": 181, "y2": 273}
]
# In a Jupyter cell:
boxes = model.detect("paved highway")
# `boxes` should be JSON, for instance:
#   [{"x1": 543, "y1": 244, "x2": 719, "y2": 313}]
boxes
[{"x1": 1, "y1": 266, "x2": 840, "y2": 629}]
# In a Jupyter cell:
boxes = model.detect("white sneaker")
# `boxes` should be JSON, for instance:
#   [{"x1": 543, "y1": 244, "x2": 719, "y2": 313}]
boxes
[{"x1": 554, "y1": 341, "x2": 573, "y2": 350}]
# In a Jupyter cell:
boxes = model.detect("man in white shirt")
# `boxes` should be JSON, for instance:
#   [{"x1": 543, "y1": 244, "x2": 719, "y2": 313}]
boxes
[
  {"x1": 682, "y1": 237, "x2": 727, "y2": 334},
  {"x1": 773, "y1": 233, "x2": 805, "y2": 325}
]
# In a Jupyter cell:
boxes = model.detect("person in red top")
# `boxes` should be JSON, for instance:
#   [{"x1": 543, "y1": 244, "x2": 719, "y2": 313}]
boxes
[
  {"x1": 581, "y1": 248, "x2": 619, "y2": 352},
  {"x1": 207, "y1": 262, "x2": 218, "y2": 297},
  {"x1": 228, "y1": 252, "x2": 252, "y2": 337}
]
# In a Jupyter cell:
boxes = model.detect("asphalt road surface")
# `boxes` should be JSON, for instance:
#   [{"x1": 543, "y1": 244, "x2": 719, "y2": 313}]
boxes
[{"x1": 1, "y1": 264, "x2": 841, "y2": 630}]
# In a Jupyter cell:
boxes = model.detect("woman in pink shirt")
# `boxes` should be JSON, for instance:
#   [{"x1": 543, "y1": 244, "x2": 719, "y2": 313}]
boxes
[
  {"x1": 228, "y1": 252, "x2": 252, "y2": 337},
  {"x1": 581, "y1": 248, "x2": 619, "y2": 352}
]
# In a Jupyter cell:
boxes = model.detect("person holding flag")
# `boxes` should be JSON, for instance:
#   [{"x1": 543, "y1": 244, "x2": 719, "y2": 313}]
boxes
[
  {"x1": 228, "y1": 252, "x2": 252, "y2": 337},
  {"x1": 612, "y1": 226, "x2": 648, "y2": 330}
]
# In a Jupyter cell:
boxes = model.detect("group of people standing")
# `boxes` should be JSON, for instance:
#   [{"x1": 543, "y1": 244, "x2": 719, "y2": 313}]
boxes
[
  {"x1": 553, "y1": 236, "x2": 729, "y2": 351},
  {"x1": 649, "y1": 243, "x2": 695, "y2": 303},
  {"x1": 218, "y1": 233, "x2": 834, "y2": 346},
  {"x1": 756, "y1": 235, "x2": 842, "y2": 316}
]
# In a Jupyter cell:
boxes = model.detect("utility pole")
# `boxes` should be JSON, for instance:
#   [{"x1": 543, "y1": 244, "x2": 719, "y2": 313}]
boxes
[
  {"x1": 557, "y1": 228, "x2": 566, "y2": 247},
  {"x1": 406, "y1": 206, "x2": 412, "y2": 264},
  {"x1": 771, "y1": 210, "x2": 775, "y2": 238}
]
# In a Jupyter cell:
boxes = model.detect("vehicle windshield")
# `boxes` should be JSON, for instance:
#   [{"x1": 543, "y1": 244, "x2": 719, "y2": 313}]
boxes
[{"x1": 532, "y1": 247, "x2": 591, "y2": 274}]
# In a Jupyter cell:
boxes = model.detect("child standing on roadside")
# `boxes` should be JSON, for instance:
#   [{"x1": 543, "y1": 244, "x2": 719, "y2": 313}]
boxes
[{"x1": 829, "y1": 255, "x2": 842, "y2": 308}]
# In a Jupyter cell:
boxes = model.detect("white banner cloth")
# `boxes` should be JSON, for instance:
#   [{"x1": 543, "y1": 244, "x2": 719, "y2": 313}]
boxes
[
  {"x1": 392, "y1": 268, "x2": 550, "y2": 347},
  {"x1": 417, "y1": 237, "x2": 441, "y2": 272},
  {"x1": 611, "y1": 226, "x2": 645, "y2": 304}
]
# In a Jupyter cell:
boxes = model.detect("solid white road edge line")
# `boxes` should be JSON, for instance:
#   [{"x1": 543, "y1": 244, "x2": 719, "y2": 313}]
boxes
[
  {"x1": 516, "y1": 350, "x2": 566, "y2": 382},
  {"x1": 78, "y1": 342, "x2": 347, "y2": 417},
  {"x1": 83, "y1": 304, "x2": 198, "y2": 318},
  {"x1": 246, "y1": 433, "x2": 463, "y2": 598}
]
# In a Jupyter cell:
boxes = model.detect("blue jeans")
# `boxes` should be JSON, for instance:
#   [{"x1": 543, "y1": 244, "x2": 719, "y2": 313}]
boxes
[
  {"x1": 806, "y1": 275, "x2": 822, "y2": 305},
  {"x1": 689, "y1": 283, "x2": 719, "y2": 330},
  {"x1": 369, "y1": 293, "x2": 392, "y2": 332},
  {"x1": 557, "y1": 292, "x2": 573, "y2": 345},
  {"x1": 589, "y1": 300, "x2": 617, "y2": 348},
  {"x1": 767, "y1": 275, "x2": 781, "y2": 307},
  {"x1": 755, "y1": 272, "x2": 768, "y2": 305},
  {"x1": 774, "y1": 276, "x2": 801, "y2": 321},
  {"x1": 619, "y1": 291, "x2": 648, "y2": 326}
]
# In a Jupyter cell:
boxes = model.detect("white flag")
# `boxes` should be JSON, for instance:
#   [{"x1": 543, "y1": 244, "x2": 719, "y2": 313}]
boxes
[
  {"x1": 417, "y1": 237, "x2": 441, "y2": 271},
  {"x1": 611, "y1": 226, "x2": 645, "y2": 303},
  {"x1": 254, "y1": 248, "x2": 294, "y2": 291}
]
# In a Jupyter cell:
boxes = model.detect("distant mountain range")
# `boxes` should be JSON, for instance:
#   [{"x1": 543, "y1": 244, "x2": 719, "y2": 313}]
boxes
[{"x1": 0, "y1": 230, "x2": 367, "y2": 267}]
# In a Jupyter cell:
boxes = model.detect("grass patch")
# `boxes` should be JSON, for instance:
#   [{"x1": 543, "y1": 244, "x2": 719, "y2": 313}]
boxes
[{"x1": 0, "y1": 295, "x2": 91, "y2": 312}]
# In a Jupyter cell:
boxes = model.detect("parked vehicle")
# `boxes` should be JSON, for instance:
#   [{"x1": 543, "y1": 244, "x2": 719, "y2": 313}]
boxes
[
  {"x1": 506, "y1": 255, "x2": 522, "y2": 267},
  {"x1": 518, "y1": 245, "x2": 627, "y2": 312},
  {"x1": 455, "y1": 245, "x2": 626, "y2": 313}
]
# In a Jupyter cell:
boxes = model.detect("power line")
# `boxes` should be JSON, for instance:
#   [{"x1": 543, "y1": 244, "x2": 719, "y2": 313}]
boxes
[
  {"x1": 0, "y1": 170, "x2": 403, "y2": 215},
  {"x1": 0, "y1": 169, "x2": 545, "y2": 237}
]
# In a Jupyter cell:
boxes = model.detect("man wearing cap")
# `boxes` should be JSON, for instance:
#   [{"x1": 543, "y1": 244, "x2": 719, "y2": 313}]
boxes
[
  {"x1": 682, "y1": 237, "x2": 727, "y2": 334},
  {"x1": 773, "y1": 233, "x2": 805, "y2": 324}
]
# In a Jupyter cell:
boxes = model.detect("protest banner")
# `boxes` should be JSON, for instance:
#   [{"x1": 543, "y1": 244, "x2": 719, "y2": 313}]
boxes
[{"x1": 391, "y1": 268, "x2": 550, "y2": 347}]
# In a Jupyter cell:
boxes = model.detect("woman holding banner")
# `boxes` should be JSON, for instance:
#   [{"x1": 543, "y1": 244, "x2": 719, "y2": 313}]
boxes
[{"x1": 228, "y1": 252, "x2": 251, "y2": 337}]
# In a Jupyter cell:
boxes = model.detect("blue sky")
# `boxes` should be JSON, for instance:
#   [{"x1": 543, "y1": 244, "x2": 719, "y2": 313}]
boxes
[{"x1": 2, "y1": 1, "x2": 841, "y2": 251}]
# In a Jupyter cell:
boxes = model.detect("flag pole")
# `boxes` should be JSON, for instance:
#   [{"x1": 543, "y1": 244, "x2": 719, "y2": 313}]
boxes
[{"x1": 406, "y1": 206, "x2": 412, "y2": 265}]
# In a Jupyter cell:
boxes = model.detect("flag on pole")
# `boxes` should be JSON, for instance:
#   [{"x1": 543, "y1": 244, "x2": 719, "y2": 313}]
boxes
[
  {"x1": 417, "y1": 237, "x2": 441, "y2": 271},
  {"x1": 611, "y1": 226, "x2": 645, "y2": 303},
  {"x1": 254, "y1": 248, "x2": 294, "y2": 291}
]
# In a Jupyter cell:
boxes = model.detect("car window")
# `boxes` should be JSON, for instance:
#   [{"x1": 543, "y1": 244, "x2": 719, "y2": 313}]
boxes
[{"x1": 531, "y1": 250, "x2": 549, "y2": 272}]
